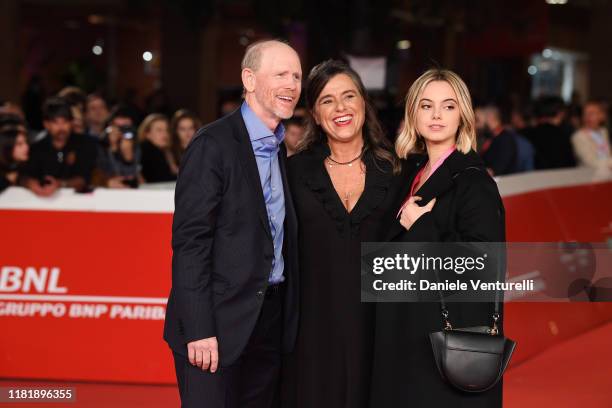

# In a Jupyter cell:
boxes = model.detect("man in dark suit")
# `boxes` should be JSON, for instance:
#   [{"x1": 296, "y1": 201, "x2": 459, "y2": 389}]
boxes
[
  {"x1": 163, "y1": 40, "x2": 302, "y2": 408},
  {"x1": 479, "y1": 105, "x2": 518, "y2": 176}
]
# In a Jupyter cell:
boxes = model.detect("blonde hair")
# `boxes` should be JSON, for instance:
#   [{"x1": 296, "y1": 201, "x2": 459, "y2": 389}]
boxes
[
  {"x1": 396, "y1": 69, "x2": 476, "y2": 158},
  {"x1": 138, "y1": 113, "x2": 169, "y2": 142}
]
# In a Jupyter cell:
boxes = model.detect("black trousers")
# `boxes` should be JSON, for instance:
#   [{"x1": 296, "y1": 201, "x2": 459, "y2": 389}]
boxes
[{"x1": 172, "y1": 286, "x2": 283, "y2": 408}]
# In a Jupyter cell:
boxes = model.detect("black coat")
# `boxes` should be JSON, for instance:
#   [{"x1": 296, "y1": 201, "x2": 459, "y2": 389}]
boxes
[
  {"x1": 163, "y1": 109, "x2": 299, "y2": 367},
  {"x1": 370, "y1": 149, "x2": 506, "y2": 407}
]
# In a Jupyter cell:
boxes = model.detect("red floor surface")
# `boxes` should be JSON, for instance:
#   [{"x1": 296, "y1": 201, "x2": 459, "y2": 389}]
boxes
[
  {"x1": 0, "y1": 380, "x2": 179, "y2": 408},
  {"x1": 503, "y1": 321, "x2": 612, "y2": 407},
  {"x1": 2, "y1": 323, "x2": 611, "y2": 407}
]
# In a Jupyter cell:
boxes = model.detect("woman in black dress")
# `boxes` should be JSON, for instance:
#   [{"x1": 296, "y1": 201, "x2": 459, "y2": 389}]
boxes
[
  {"x1": 282, "y1": 60, "x2": 401, "y2": 408},
  {"x1": 370, "y1": 69, "x2": 505, "y2": 407}
]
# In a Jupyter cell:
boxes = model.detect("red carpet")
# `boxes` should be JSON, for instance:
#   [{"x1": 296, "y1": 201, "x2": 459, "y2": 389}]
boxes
[
  {"x1": 504, "y1": 321, "x2": 612, "y2": 407},
  {"x1": 4, "y1": 319, "x2": 610, "y2": 408}
]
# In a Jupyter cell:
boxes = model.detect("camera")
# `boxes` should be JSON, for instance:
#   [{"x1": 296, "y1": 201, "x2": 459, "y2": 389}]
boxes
[{"x1": 104, "y1": 125, "x2": 136, "y2": 141}]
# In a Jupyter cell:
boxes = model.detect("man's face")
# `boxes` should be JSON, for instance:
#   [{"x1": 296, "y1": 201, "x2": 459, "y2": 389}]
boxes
[
  {"x1": 86, "y1": 98, "x2": 109, "y2": 125},
  {"x1": 474, "y1": 108, "x2": 486, "y2": 131},
  {"x1": 71, "y1": 106, "x2": 85, "y2": 134},
  {"x1": 44, "y1": 117, "x2": 72, "y2": 146},
  {"x1": 583, "y1": 103, "x2": 605, "y2": 129},
  {"x1": 244, "y1": 44, "x2": 302, "y2": 127}
]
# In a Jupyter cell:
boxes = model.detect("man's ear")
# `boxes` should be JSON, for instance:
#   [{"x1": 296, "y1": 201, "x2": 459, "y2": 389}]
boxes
[{"x1": 241, "y1": 68, "x2": 256, "y2": 93}]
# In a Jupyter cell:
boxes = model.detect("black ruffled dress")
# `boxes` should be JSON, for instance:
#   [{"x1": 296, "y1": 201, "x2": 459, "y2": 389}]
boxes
[{"x1": 280, "y1": 142, "x2": 401, "y2": 408}]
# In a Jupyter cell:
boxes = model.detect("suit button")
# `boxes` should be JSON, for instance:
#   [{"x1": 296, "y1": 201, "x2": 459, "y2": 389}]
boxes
[{"x1": 256, "y1": 290, "x2": 264, "y2": 298}]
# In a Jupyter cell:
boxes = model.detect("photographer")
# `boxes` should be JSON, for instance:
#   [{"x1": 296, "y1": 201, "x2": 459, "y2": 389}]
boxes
[{"x1": 94, "y1": 124, "x2": 143, "y2": 189}]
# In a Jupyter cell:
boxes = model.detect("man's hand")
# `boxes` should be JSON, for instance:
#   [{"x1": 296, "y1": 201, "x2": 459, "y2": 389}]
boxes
[
  {"x1": 187, "y1": 337, "x2": 219, "y2": 373},
  {"x1": 26, "y1": 177, "x2": 59, "y2": 197},
  {"x1": 44, "y1": 176, "x2": 61, "y2": 191},
  {"x1": 107, "y1": 176, "x2": 127, "y2": 189},
  {"x1": 399, "y1": 196, "x2": 436, "y2": 231}
]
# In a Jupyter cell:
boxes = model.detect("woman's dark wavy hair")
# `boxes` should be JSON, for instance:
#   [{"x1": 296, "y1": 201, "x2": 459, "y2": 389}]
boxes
[
  {"x1": 0, "y1": 128, "x2": 24, "y2": 173},
  {"x1": 170, "y1": 108, "x2": 202, "y2": 164},
  {"x1": 298, "y1": 59, "x2": 400, "y2": 174}
]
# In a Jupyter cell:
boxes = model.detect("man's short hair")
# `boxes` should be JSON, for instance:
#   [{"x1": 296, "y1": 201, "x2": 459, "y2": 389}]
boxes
[
  {"x1": 105, "y1": 105, "x2": 135, "y2": 128},
  {"x1": 42, "y1": 97, "x2": 73, "y2": 121},
  {"x1": 58, "y1": 86, "x2": 86, "y2": 110},
  {"x1": 285, "y1": 117, "x2": 303, "y2": 128},
  {"x1": 0, "y1": 112, "x2": 24, "y2": 129},
  {"x1": 87, "y1": 93, "x2": 107, "y2": 106},
  {"x1": 241, "y1": 39, "x2": 290, "y2": 72},
  {"x1": 584, "y1": 99, "x2": 605, "y2": 110},
  {"x1": 534, "y1": 96, "x2": 565, "y2": 119}
]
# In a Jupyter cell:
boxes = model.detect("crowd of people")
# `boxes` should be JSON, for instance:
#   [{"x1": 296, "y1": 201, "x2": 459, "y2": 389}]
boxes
[
  {"x1": 473, "y1": 96, "x2": 611, "y2": 177},
  {"x1": 0, "y1": 88, "x2": 209, "y2": 194},
  {"x1": 1, "y1": 82, "x2": 610, "y2": 196}
]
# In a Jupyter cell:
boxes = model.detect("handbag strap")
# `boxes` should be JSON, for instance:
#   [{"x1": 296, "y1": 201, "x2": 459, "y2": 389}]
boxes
[
  {"x1": 434, "y1": 166, "x2": 503, "y2": 334},
  {"x1": 433, "y1": 246, "x2": 502, "y2": 334}
]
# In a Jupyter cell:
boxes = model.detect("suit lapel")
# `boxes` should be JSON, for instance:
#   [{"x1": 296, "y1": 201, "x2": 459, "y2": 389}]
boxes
[
  {"x1": 229, "y1": 110, "x2": 272, "y2": 240},
  {"x1": 279, "y1": 144, "x2": 297, "y2": 238}
]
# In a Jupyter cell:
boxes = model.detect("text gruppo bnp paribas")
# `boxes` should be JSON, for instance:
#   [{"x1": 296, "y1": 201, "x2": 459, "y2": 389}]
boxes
[{"x1": 0, "y1": 266, "x2": 165, "y2": 320}]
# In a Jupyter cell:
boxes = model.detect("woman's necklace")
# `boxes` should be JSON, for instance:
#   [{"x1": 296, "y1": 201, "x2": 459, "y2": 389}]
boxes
[
  {"x1": 326, "y1": 158, "x2": 366, "y2": 211},
  {"x1": 326, "y1": 151, "x2": 363, "y2": 167}
]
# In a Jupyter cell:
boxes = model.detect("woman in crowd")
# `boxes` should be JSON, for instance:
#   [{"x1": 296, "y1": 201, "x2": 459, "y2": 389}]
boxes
[
  {"x1": 282, "y1": 60, "x2": 401, "y2": 408},
  {"x1": 0, "y1": 127, "x2": 29, "y2": 192},
  {"x1": 370, "y1": 69, "x2": 506, "y2": 407},
  {"x1": 138, "y1": 113, "x2": 178, "y2": 183},
  {"x1": 170, "y1": 109, "x2": 201, "y2": 166},
  {"x1": 571, "y1": 100, "x2": 612, "y2": 171}
]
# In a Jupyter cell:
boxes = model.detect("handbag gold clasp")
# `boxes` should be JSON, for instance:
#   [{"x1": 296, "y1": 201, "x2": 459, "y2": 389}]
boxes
[
  {"x1": 442, "y1": 308, "x2": 453, "y2": 331},
  {"x1": 488, "y1": 313, "x2": 500, "y2": 335}
]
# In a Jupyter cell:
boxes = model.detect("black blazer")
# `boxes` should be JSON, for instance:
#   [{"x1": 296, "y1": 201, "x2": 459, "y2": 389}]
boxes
[{"x1": 163, "y1": 109, "x2": 299, "y2": 366}]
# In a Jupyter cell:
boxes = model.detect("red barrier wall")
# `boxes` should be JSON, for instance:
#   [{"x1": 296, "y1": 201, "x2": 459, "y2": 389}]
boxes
[
  {"x1": 0, "y1": 210, "x2": 176, "y2": 384},
  {"x1": 0, "y1": 173, "x2": 611, "y2": 385}
]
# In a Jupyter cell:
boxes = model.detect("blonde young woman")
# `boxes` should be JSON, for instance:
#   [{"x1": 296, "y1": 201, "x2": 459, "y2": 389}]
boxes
[{"x1": 370, "y1": 69, "x2": 505, "y2": 407}]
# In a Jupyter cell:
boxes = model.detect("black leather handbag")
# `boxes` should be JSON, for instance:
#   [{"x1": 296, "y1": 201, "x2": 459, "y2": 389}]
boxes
[{"x1": 429, "y1": 250, "x2": 516, "y2": 393}]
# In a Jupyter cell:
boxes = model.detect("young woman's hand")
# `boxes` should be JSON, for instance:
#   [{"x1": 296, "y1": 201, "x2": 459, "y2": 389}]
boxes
[{"x1": 399, "y1": 196, "x2": 436, "y2": 231}]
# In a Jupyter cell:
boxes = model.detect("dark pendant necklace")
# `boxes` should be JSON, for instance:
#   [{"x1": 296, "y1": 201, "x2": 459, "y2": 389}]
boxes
[{"x1": 326, "y1": 151, "x2": 363, "y2": 167}]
